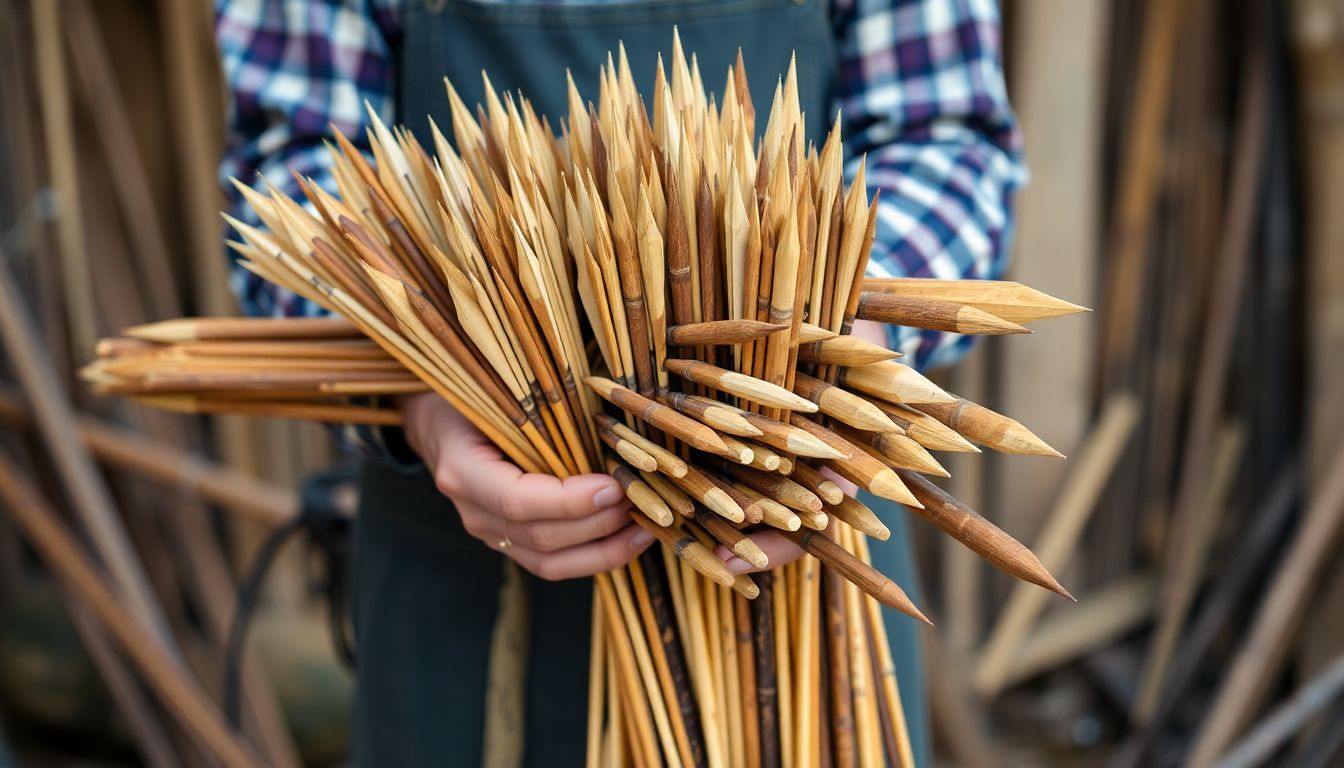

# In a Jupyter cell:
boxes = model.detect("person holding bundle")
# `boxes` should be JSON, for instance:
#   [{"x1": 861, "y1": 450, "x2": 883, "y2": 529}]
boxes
[{"x1": 216, "y1": 0, "x2": 1024, "y2": 764}]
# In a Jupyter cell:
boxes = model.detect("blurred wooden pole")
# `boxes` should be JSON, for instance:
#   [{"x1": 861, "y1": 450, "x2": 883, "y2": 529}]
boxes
[
  {"x1": 1187, "y1": 442, "x2": 1344, "y2": 766},
  {"x1": 1289, "y1": 0, "x2": 1344, "y2": 696},
  {"x1": 999, "y1": 571, "x2": 1155, "y2": 692},
  {"x1": 1097, "y1": 0, "x2": 1193, "y2": 390},
  {"x1": 30, "y1": 0, "x2": 98, "y2": 354},
  {"x1": 0, "y1": 253, "x2": 174, "y2": 645},
  {"x1": 999, "y1": 0, "x2": 1104, "y2": 559},
  {"x1": 66, "y1": 603, "x2": 182, "y2": 768},
  {"x1": 1134, "y1": 422, "x2": 1246, "y2": 720},
  {"x1": 0, "y1": 448, "x2": 260, "y2": 768},
  {"x1": 974, "y1": 395, "x2": 1140, "y2": 697}
]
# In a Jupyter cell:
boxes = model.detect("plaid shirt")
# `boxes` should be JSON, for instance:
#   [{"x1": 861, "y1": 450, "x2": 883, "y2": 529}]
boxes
[{"x1": 216, "y1": 0, "x2": 1024, "y2": 457}]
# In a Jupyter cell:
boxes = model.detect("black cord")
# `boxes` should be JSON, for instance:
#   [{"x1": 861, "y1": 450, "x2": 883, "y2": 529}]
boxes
[{"x1": 223, "y1": 467, "x2": 356, "y2": 728}]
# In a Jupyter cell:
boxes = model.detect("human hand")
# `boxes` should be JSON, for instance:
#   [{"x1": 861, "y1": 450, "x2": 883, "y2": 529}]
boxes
[{"x1": 399, "y1": 393, "x2": 654, "y2": 580}]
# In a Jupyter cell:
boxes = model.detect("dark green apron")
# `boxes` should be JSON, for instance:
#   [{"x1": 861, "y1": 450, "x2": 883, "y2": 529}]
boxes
[{"x1": 353, "y1": 1, "x2": 929, "y2": 764}]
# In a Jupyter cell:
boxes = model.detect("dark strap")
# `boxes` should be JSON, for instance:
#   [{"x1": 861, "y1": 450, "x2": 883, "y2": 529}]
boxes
[{"x1": 224, "y1": 466, "x2": 357, "y2": 728}]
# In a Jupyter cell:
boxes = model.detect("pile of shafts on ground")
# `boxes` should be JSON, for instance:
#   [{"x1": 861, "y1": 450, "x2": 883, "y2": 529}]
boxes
[{"x1": 85, "y1": 36, "x2": 1086, "y2": 767}]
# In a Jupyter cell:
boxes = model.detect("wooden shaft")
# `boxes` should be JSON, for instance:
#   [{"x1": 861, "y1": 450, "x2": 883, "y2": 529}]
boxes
[
  {"x1": 630, "y1": 515, "x2": 734, "y2": 588},
  {"x1": 664, "y1": 465, "x2": 746, "y2": 523},
  {"x1": 599, "y1": 425, "x2": 658, "y2": 472},
  {"x1": 790, "y1": 462, "x2": 845, "y2": 505},
  {"x1": 796, "y1": 335, "x2": 899, "y2": 367},
  {"x1": 752, "y1": 571, "x2": 781, "y2": 768},
  {"x1": 0, "y1": 451, "x2": 260, "y2": 768},
  {"x1": 664, "y1": 359, "x2": 818, "y2": 413},
  {"x1": 789, "y1": 415, "x2": 920, "y2": 507},
  {"x1": 855, "y1": 292, "x2": 1029, "y2": 334},
  {"x1": 694, "y1": 508, "x2": 767, "y2": 568},
  {"x1": 726, "y1": 464, "x2": 823, "y2": 513},
  {"x1": 793, "y1": 372, "x2": 900, "y2": 433},
  {"x1": 900, "y1": 470, "x2": 1068, "y2": 596},
  {"x1": 586, "y1": 376, "x2": 729, "y2": 455},
  {"x1": 913, "y1": 397, "x2": 1064, "y2": 457},
  {"x1": 859, "y1": 277, "x2": 1088, "y2": 324},
  {"x1": 609, "y1": 458, "x2": 674, "y2": 527},
  {"x1": 667, "y1": 320, "x2": 788, "y2": 346},
  {"x1": 602, "y1": 416, "x2": 690, "y2": 478},
  {"x1": 781, "y1": 528, "x2": 930, "y2": 624},
  {"x1": 637, "y1": 553, "x2": 707, "y2": 768},
  {"x1": 661, "y1": 392, "x2": 763, "y2": 437},
  {"x1": 825, "y1": 494, "x2": 890, "y2": 541},
  {"x1": 823, "y1": 562, "x2": 856, "y2": 768}
]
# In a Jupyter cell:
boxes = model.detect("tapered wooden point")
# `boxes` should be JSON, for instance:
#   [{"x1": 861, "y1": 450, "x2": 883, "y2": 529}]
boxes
[
  {"x1": 866, "y1": 469, "x2": 922, "y2": 508},
  {"x1": 860, "y1": 277, "x2": 1090, "y2": 324},
  {"x1": 665, "y1": 359, "x2": 819, "y2": 413},
  {"x1": 841, "y1": 360, "x2": 957, "y2": 406},
  {"x1": 955, "y1": 304, "x2": 1031, "y2": 334},
  {"x1": 732, "y1": 575, "x2": 760, "y2": 600},
  {"x1": 667, "y1": 319, "x2": 787, "y2": 346},
  {"x1": 796, "y1": 323, "x2": 838, "y2": 343},
  {"x1": 797, "y1": 336, "x2": 900, "y2": 366},
  {"x1": 916, "y1": 397, "x2": 1064, "y2": 457}
]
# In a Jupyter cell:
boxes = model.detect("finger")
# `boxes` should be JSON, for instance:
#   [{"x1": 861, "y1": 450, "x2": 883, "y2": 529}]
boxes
[
  {"x1": 819, "y1": 465, "x2": 858, "y2": 496},
  {"x1": 486, "y1": 472, "x2": 627, "y2": 523},
  {"x1": 508, "y1": 523, "x2": 655, "y2": 581},
  {"x1": 502, "y1": 502, "x2": 633, "y2": 553},
  {"x1": 716, "y1": 530, "x2": 804, "y2": 574}
]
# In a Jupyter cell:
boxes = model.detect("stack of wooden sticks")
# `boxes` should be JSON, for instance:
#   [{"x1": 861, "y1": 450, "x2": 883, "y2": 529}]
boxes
[{"x1": 85, "y1": 35, "x2": 1086, "y2": 767}]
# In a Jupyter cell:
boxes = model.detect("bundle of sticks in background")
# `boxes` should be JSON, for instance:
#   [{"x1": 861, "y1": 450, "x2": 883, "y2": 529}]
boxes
[{"x1": 85, "y1": 36, "x2": 1085, "y2": 766}]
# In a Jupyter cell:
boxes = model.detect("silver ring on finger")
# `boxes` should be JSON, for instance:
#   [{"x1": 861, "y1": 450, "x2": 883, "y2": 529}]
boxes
[{"x1": 497, "y1": 536, "x2": 512, "y2": 550}]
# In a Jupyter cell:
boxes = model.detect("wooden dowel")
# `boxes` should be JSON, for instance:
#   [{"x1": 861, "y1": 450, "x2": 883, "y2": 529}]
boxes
[
  {"x1": 854, "y1": 292, "x2": 1029, "y2": 334},
  {"x1": 586, "y1": 376, "x2": 730, "y2": 456},
  {"x1": 796, "y1": 335, "x2": 899, "y2": 366},
  {"x1": 913, "y1": 397, "x2": 1064, "y2": 458},
  {"x1": 793, "y1": 372, "x2": 899, "y2": 433},
  {"x1": 630, "y1": 515, "x2": 734, "y2": 588},
  {"x1": 780, "y1": 528, "x2": 930, "y2": 624},
  {"x1": 123, "y1": 316, "x2": 362, "y2": 343},
  {"x1": 859, "y1": 278, "x2": 1088, "y2": 324},
  {"x1": 665, "y1": 359, "x2": 818, "y2": 413},
  {"x1": 637, "y1": 553, "x2": 707, "y2": 768},
  {"x1": 788, "y1": 415, "x2": 920, "y2": 507},
  {"x1": 667, "y1": 320, "x2": 788, "y2": 346}
]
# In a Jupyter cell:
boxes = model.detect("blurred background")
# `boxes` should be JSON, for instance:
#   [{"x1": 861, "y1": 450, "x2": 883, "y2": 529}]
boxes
[{"x1": 0, "y1": 0, "x2": 1340, "y2": 765}]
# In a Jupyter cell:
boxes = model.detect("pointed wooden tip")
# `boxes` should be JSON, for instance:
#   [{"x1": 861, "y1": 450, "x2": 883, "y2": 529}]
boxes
[
  {"x1": 866, "y1": 470, "x2": 923, "y2": 508},
  {"x1": 956, "y1": 305, "x2": 1033, "y2": 335},
  {"x1": 881, "y1": 585, "x2": 933, "y2": 625},
  {"x1": 732, "y1": 574, "x2": 760, "y2": 599},
  {"x1": 734, "y1": 540, "x2": 769, "y2": 569}
]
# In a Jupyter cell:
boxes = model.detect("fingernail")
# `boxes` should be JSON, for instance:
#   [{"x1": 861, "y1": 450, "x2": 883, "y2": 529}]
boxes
[
  {"x1": 632, "y1": 529, "x2": 655, "y2": 549},
  {"x1": 726, "y1": 556, "x2": 754, "y2": 574},
  {"x1": 593, "y1": 484, "x2": 624, "y2": 508}
]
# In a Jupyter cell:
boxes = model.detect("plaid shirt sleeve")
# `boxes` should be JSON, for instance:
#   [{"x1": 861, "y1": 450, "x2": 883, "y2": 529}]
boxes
[
  {"x1": 833, "y1": 0, "x2": 1026, "y2": 371},
  {"x1": 215, "y1": 0, "x2": 412, "y2": 463}
]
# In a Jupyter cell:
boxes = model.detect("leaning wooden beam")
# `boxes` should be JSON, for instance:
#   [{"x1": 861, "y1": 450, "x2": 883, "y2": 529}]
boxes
[
  {"x1": 1187, "y1": 441, "x2": 1344, "y2": 767},
  {"x1": 974, "y1": 394, "x2": 1140, "y2": 697},
  {"x1": 0, "y1": 449, "x2": 260, "y2": 768},
  {"x1": 0, "y1": 256, "x2": 175, "y2": 646},
  {"x1": 6, "y1": 390, "x2": 294, "y2": 527},
  {"x1": 1213, "y1": 652, "x2": 1344, "y2": 768},
  {"x1": 999, "y1": 572, "x2": 1155, "y2": 692}
]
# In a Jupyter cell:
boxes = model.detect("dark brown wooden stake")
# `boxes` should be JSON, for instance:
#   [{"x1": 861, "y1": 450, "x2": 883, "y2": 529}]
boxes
[
  {"x1": 753, "y1": 571, "x2": 781, "y2": 768},
  {"x1": 639, "y1": 552, "x2": 708, "y2": 768}
]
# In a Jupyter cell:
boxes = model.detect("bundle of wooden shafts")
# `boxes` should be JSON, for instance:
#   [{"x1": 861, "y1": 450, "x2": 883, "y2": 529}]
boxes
[{"x1": 84, "y1": 35, "x2": 1085, "y2": 767}]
